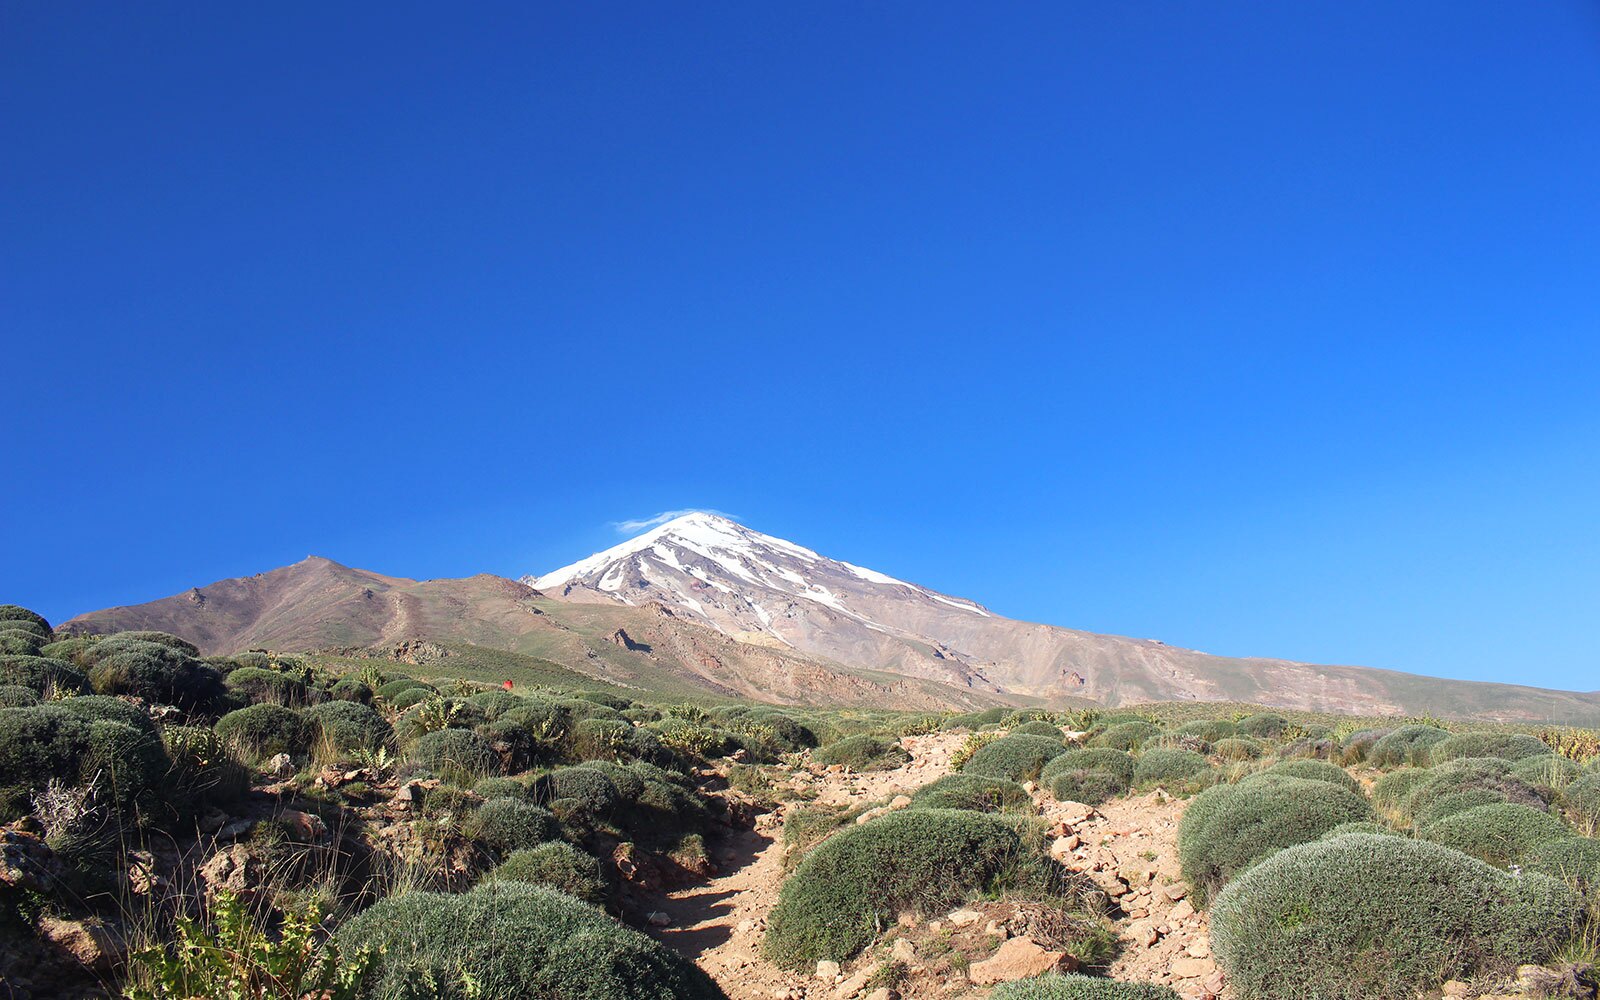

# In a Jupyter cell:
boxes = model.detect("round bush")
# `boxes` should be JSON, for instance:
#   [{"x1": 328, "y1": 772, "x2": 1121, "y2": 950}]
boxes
[
  {"x1": 1372, "y1": 768, "x2": 1429, "y2": 816},
  {"x1": 547, "y1": 766, "x2": 621, "y2": 816},
  {"x1": 475, "y1": 776, "x2": 532, "y2": 801},
  {"x1": 83, "y1": 719, "x2": 169, "y2": 815},
  {"x1": 1235, "y1": 713, "x2": 1289, "y2": 740},
  {"x1": 54, "y1": 694, "x2": 158, "y2": 734},
  {"x1": 1210, "y1": 834, "x2": 1579, "y2": 1000},
  {"x1": 0, "y1": 685, "x2": 38, "y2": 707},
  {"x1": 377, "y1": 677, "x2": 434, "y2": 699},
  {"x1": 1089, "y1": 722, "x2": 1160, "y2": 751},
  {"x1": 84, "y1": 636, "x2": 223, "y2": 710},
  {"x1": 390, "y1": 687, "x2": 436, "y2": 711},
  {"x1": 1175, "y1": 720, "x2": 1237, "y2": 743},
  {"x1": 163, "y1": 725, "x2": 249, "y2": 807},
  {"x1": 0, "y1": 705, "x2": 91, "y2": 819},
  {"x1": 0, "y1": 654, "x2": 90, "y2": 695},
  {"x1": 214, "y1": 704, "x2": 313, "y2": 758},
  {"x1": 764, "y1": 808, "x2": 1060, "y2": 968},
  {"x1": 991, "y1": 975, "x2": 1180, "y2": 999},
  {"x1": 1133, "y1": 749, "x2": 1210, "y2": 786},
  {"x1": 0, "y1": 629, "x2": 44, "y2": 655},
  {"x1": 910, "y1": 773, "x2": 1033, "y2": 814},
  {"x1": 335, "y1": 881, "x2": 722, "y2": 1000},
  {"x1": 1178, "y1": 775, "x2": 1373, "y2": 902},
  {"x1": 1212, "y1": 737, "x2": 1264, "y2": 761},
  {"x1": 328, "y1": 676, "x2": 374, "y2": 704},
  {"x1": 1525, "y1": 837, "x2": 1600, "y2": 914},
  {"x1": 1319, "y1": 821, "x2": 1401, "y2": 840},
  {"x1": 1368, "y1": 725, "x2": 1450, "y2": 768},
  {"x1": 1399, "y1": 757, "x2": 1545, "y2": 826},
  {"x1": 1509, "y1": 754, "x2": 1583, "y2": 794},
  {"x1": 1337, "y1": 727, "x2": 1394, "y2": 764},
  {"x1": 486, "y1": 841, "x2": 607, "y2": 905},
  {"x1": 814, "y1": 734, "x2": 910, "y2": 772},
  {"x1": 411, "y1": 728, "x2": 499, "y2": 778},
  {"x1": 1563, "y1": 772, "x2": 1600, "y2": 834},
  {"x1": 1428, "y1": 732, "x2": 1550, "y2": 764},
  {"x1": 0, "y1": 605, "x2": 50, "y2": 634},
  {"x1": 110, "y1": 631, "x2": 199, "y2": 655},
  {"x1": 1421, "y1": 802, "x2": 1575, "y2": 867},
  {"x1": 1248, "y1": 759, "x2": 1359, "y2": 793},
  {"x1": 960, "y1": 733, "x2": 1067, "y2": 782},
  {"x1": 1012, "y1": 720, "x2": 1064, "y2": 738},
  {"x1": 1042, "y1": 748, "x2": 1135, "y2": 788},
  {"x1": 570, "y1": 718, "x2": 633, "y2": 761},
  {"x1": 465, "y1": 798, "x2": 559, "y2": 856},
  {"x1": 225, "y1": 667, "x2": 308, "y2": 706},
  {"x1": 1049, "y1": 769, "x2": 1126, "y2": 805},
  {"x1": 303, "y1": 700, "x2": 391, "y2": 754}
]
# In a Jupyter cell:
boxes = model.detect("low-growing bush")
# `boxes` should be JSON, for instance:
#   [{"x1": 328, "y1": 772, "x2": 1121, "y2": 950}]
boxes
[
  {"x1": 1011, "y1": 720, "x2": 1064, "y2": 738},
  {"x1": 1368, "y1": 725, "x2": 1450, "y2": 768},
  {"x1": 464, "y1": 798, "x2": 559, "y2": 857},
  {"x1": 1429, "y1": 731, "x2": 1550, "y2": 764},
  {"x1": 1089, "y1": 722, "x2": 1160, "y2": 752},
  {"x1": 1178, "y1": 775, "x2": 1373, "y2": 902},
  {"x1": 1042, "y1": 749, "x2": 1136, "y2": 788},
  {"x1": 1526, "y1": 837, "x2": 1600, "y2": 915},
  {"x1": 335, "y1": 882, "x2": 723, "y2": 999},
  {"x1": 1372, "y1": 768, "x2": 1429, "y2": 818},
  {"x1": 411, "y1": 728, "x2": 499, "y2": 779},
  {"x1": 0, "y1": 705, "x2": 90, "y2": 818},
  {"x1": 1133, "y1": 749, "x2": 1210, "y2": 786},
  {"x1": 546, "y1": 765, "x2": 622, "y2": 817},
  {"x1": 1337, "y1": 727, "x2": 1394, "y2": 765},
  {"x1": 390, "y1": 687, "x2": 436, "y2": 711},
  {"x1": 1211, "y1": 737, "x2": 1263, "y2": 761},
  {"x1": 1319, "y1": 821, "x2": 1400, "y2": 840},
  {"x1": 328, "y1": 676, "x2": 374, "y2": 704},
  {"x1": 1049, "y1": 769, "x2": 1126, "y2": 805},
  {"x1": 1509, "y1": 754, "x2": 1584, "y2": 795},
  {"x1": 990, "y1": 975, "x2": 1180, "y2": 999},
  {"x1": 1564, "y1": 772, "x2": 1600, "y2": 835},
  {"x1": 960, "y1": 733, "x2": 1066, "y2": 782},
  {"x1": 303, "y1": 700, "x2": 391, "y2": 755},
  {"x1": 909, "y1": 773, "x2": 1033, "y2": 814},
  {"x1": 1210, "y1": 834, "x2": 1579, "y2": 1000},
  {"x1": 0, "y1": 685, "x2": 37, "y2": 707},
  {"x1": 1398, "y1": 757, "x2": 1546, "y2": 827},
  {"x1": 0, "y1": 605, "x2": 51, "y2": 634},
  {"x1": 84, "y1": 635, "x2": 224, "y2": 710},
  {"x1": 815, "y1": 735, "x2": 910, "y2": 772},
  {"x1": 485, "y1": 841, "x2": 608, "y2": 905},
  {"x1": 0, "y1": 628, "x2": 44, "y2": 654},
  {"x1": 0, "y1": 654, "x2": 90, "y2": 694},
  {"x1": 163, "y1": 725, "x2": 250, "y2": 808},
  {"x1": 1174, "y1": 720, "x2": 1237, "y2": 743},
  {"x1": 570, "y1": 718, "x2": 633, "y2": 761},
  {"x1": 475, "y1": 776, "x2": 532, "y2": 801},
  {"x1": 225, "y1": 666, "x2": 309, "y2": 706},
  {"x1": 1421, "y1": 802, "x2": 1575, "y2": 867},
  {"x1": 377, "y1": 677, "x2": 434, "y2": 699},
  {"x1": 764, "y1": 808, "x2": 1070, "y2": 968},
  {"x1": 1247, "y1": 758, "x2": 1359, "y2": 793},
  {"x1": 1234, "y1": 713, "x2": 1289, "y2": 740},
  {"x1": 214, "y1": 704, "x2": 312, "y2": 759}
]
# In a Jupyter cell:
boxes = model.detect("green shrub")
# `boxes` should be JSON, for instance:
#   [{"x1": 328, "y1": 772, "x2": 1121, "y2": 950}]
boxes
[
  {"x1": 225, "y1": 667, "x2": 309, "y2": 706},
  {"x1": 163, "y1": 725, "x2": 250, "y2": 807},
  {"x1": 469, "y1": 689, "x2": 522, "y2": 719},
  {"x1": 0, "y1": 705, "x2": 91, "y2": 818},
  {"x1": 1320, "y1": 821, "x2": 1401, "y2": 840},
  {"x1": 1247, "y1": 759, "x2": 1359, "y2": 793},
  {"x1": 1212, "y1": 737, "x2": 1263, "y2": 761},
  {"x1": 1509, "y1": 754, "x2": 1584, "y2": 795},
  {"x1": 1398, "y1": 757, "x2": 1545, "y2": 826},
  {"x1": 1133, "y1": 749, "x2": 1210, "y2": 785},
  {"x1": 0, "y1": 605, "x2": 50, "y2": 634},
  {"x1": 1564, "y1": 773, "x2": 1600, "y2": 834},
  {"x1": 303, "y1": 700, "x2": 391, "y2": 755},
  {"x1": 1368, "y1": 725, "x2": 1450, "y2": 768},
  {"x1": 571, "y1": 718, "x2": 633, "y2": 761},
  {"x1": 112, "y1": 631, "x2": 200, "y2": 654},
  {"x1": 0, "y1": 654, "x2": 90, "y2": 694},
  {"x1": 329, "y1": 676, "x2": 374, "y2": 704},
  {"x1": 990, "y1": 975, "x2": 1180, "y2": 999},
  {"x1": 909, "y1": 773, "x2": 1033, "y2": 814},
  {"x1": 815, "y1": 734, "x2": 910, "y2": 772},
  {"x1": 377, "y1": 678, "x2": 434, "y2": 700},
  {"x1": 464, "y1": 798, "x2": 559, "y2": 857},
  {"x1": 1525, "y1": 837, "x2": 1600, "y2": 915},
  {"x1": 1235, "y1": 713, "x2": 1289, "y2": 740},
  {"x1": 1337, "y1": 727, "x2": 1394, "y2": 764},
  {"x1": 546, "y1": 766, "x2": 621, "y2": 816},
  {"x1": 1421, "y1": 802, "x2": 1575, "y2": 867},
  {"x1": 0, "y1": 685, "x2": 37, "y2": 707},
  {"x1": 411, "y1": 728, "x2": 499, "y2": 779},
  {"x1": 960, "y1": 733, "x2": 1066, "y2": 781},
  {"x1": 486, "y1": 842, "x2": 607, "y2": 905},
  {"x1": 84, "y1": 635, "x2": 224, "y2": 710},
  {"x1": 764, "y1": 809, "x2": 1065, "y2": 968},
  {"x1": 214, "y1": 704, "x2": 312, "y2": 759},
  {"x1": 54, "y1": 693, "x2": 159, "y2": 734},
  {"x1": 1089, "y1": 722, "x2": 1160, "y2": 751},
  {"x1": 335, "y1": 882, "x2": 723, "y2": 999},
  {"x1": 1178, "y1": 775, "x2": 1373, "y2": 902},
  {"x1": 1049, "y1": 769, "x2": 1126, "y2": 805},
  {"x1": 0, "y1": 629, "x2": 44, "y2": 655},
  {"x1": 1012, "y1": 720, "x2": 1064, "y2": 738},
  {"x1": 1429, "y1": 732, "x2": 1550, "y2": 764},
  {"x1": 1175, "y1": 720, "x2": 1237, "y2": 743},
  {"x1": 475, "y1": 776, "x2": 532, "y2": 801},
  {"x1": 1042, "y1": 748, "x2": 1135, "y2": 788},
  {"x1": 1210, "y1": 834, "x2": 1579, "y2": 1000},
  {"x1": 83, "y1": 719, "x2": 169, "y2": 816},
  {"x1": 1371, "y1": 768, "x2": 1429, "y2": 817},
  {"x1": 390, "y1": 687, "x2": 436, "y2": 711}
]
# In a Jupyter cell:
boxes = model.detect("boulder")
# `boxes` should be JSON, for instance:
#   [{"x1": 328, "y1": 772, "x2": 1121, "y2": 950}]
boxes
[{"x1": 968, "y1": 936, "x2": 1066, "y2": 985}]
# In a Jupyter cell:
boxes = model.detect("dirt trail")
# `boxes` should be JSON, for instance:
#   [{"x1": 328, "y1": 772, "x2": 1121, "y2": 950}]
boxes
[{"x1": 648, "y1": 731, "x2": 1218, "y2": 1000}]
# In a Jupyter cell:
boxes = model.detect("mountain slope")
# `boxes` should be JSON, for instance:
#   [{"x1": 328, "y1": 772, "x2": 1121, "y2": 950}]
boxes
[
  {"x1": 527, "y1": 513, "x2": 1600, "y2": 724},
  {"x1": 64, "y1": 556, "x2": 1017, "y2": 711}
]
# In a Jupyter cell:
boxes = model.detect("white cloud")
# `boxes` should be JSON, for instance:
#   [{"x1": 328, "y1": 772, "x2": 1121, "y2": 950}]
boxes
[{"x1": 611, "y1": 508, "x2": 737, "y2": 534}]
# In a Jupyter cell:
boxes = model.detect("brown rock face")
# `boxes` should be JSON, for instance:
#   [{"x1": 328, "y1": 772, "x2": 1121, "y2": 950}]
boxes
[{"x1": 967, "y1": 935, "x2": 1068, "y2": 985}]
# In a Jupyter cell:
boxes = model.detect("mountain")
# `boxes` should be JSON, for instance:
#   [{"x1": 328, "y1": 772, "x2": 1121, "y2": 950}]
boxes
[
  {"x1": 63, "y1": 556, "x2": 1015, "y2": 711},
  {"x1": 527, "y1": 513, "x2": 1600, "y2": 724}
]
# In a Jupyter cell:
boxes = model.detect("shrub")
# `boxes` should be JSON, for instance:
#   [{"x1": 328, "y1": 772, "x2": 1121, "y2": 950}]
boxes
[
  {"x1": 1234, "y1": 713, "x2": 1289, "y2": 740},
  {"x1": 815, "y1": 735, "x2": 911, "y2": 772},
  {"x1": 1133, "y1": 749, "x2": 1210, "y2": 786},
  {"x1": 546, "y1": 766, "x2": 621, "y2": 816},
  {"x1": 1049, "y1": 770, "x2": 1126, "y2": 805},
  {"x1": 214, "y1": 704, "x2": 312, "y2": 759},
  {"x1": 464, "y1": 798, "x2": 559, "y2": 857},
  {"x1": 1398, "y1": 757, "x2": 1545, "y2": 826},
  {"x1": 0, "y1": 605, "x2": 50, "y2": 634},
  {"x1": 1012, "y1": 720, "x2": 1064, "y2": 738},
  {"x1": 1368, "y1": 725, "x2": 1450, "y2": 768},
  {"x1": 1320, "y1": 821, "x2": 1400, "y2": 839},
  {"x1": 411, "y1": 728, "x2": 499, "y2": 779},
  {"x1": 303, "y1": 700, "x2": 391, "y2": 755},
  {"x1": 1371, "y1": 768, "x2": 1429, "y2": 817},
  {"x1": 0, "y1": 654, "x2": 90, "y2": 694},
  {"x1": 1089, "y1": 722, "x2": 1160, "y2": 751},
  {"x1": 1564, "y1": 773, "x2": 1600, "y2": 835},
  {"x1": 475, "y1": 776, "x2": 532, "y2": 801},
  {"x1": 486, "y1": 841, "x2": 607, "y2": 905},
  {"x1": 960, "y1": 733, "x2": 1066, "y2": 782},
  {"x1": 0, "y1": 629, "x2": 44, "y2": 655},
  {"x1": 1042, "y1": 748, "x2": 1136, "y2": 788},
  {"x1": 1421, "y1": 802, "x2": 1575, "y2": 867},
  {"x1": 1178, "y1": 775, "x2": 1373, "y2": 902},
  {"x1": 53, "y1": 693, "x2": 159, "y2": 733},
  {"x1": 1429, "y1": 732, "x2": 1550, "y2": 764},
  {"x1": 1175, "y1": 720, "x2": 1237, "y2": 743},
  {"x1": 335, "y1": 882, "x2": 722, "y2": 999},
  {"x1": 84, "y1": 719, "x2": 170, "y2": 816},
  {"x1": 225, "y1": 667, "x2": 309, "y2": 706},
  {"x1": 1525, "y1": 837, "x2": 1600, "y2": 915},
  {"x1": 764, "y1": 809, "x2": 1065, "y2": 968},
  {"x1": 329, "y1": 676, "x2": 374, "y2": 704},
  {"x1": 1212, "y1": 737, "x2": 1263, "y2": 761},
  {"x1": 84, "y1": 636, "x2": 224, "y2": 710},
  {"x1": 470, "y1": 689, "x2": 522, "y2": 719},
  {"x1": 910, "y1": 773, "x2": 1033, "y2": 814},
  {"x1": 112, "y1": 630, "x2": 200, "y2": 654},
  {"x1": 377, "y1": 677, "x2": 434, "y2": 699},
  {"x1": 0, "y1": 685, "x2": 37, "y2": 707},
  {"x1": 390, "y1": 687, "x2": 437, "y2": 711},
  {"x1": 1210, "y1": 834, "x2": 1579, "y2": 1000},
  {"x1": 1247, "y1": 759, "x2": 1359, "y2": 793},
  {"x1": 990, "y1": 975, "x2": 1180, "y2": 999},
  {"x1": 1337, "y1": 727, "x2": 1394, "y2": 764},
  {"x1": 0, "y1": 705, "x2": 91, "y2": 818},
  {"x1": 571, "y1": 718, "x2": 633, "y2": 762},
  {"x1": 1510, "y1": 754, "x2": 1584, "y2": 795},
  {"x1": 163, "y1": 725, "x2": 250, "y2": 807}
]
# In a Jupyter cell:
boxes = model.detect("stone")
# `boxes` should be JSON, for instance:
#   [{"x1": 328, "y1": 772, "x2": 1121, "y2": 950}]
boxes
[
  {"x1": 277, "y1": 808, "x2": 327, "y2": 842},
  {"x1": 969, "y1": 936, "x2": 1066, "y2": 985},
  {"x1": 646, "y1": 911, "x2": 672, "y2": 927},
  {"x1": 1162, "y1": 883, "x2": 1188, "y2": 901},
  {"x1": 817, "y1": 959, "x2": 842, "y2": 981},
  {"x1": 37, "y1": 915, "x2": 126, "y2": 971},
  {"x1": 1127, "y1": 919, "x2": 1160, "y2": 948},
  {"x1": 1171, "y1": 957, "x2": 1212, "y2": 979},
  {"x1": 1169, "y1": 899, "x2": 1195, "y2": 921},
  {"x1": 984, "y1": 919, "x2": 1009, "y2": 938},
  {"x1": 865, "y1": 990, "x2": 898, "y2": 1000},
  {"x1": 835, "y1": 970, "x2": 871, "y2": 996},
  {"x1": 265, "y1": 753, "x2": 295, "y2": 778},
  {"x1": 889, "y1": 795, "x2": 912, "y2": 809},
  {"x1": 890, "y1": 938, "x2": 917, "y2": 962},
  {"x1": 948, "y1": 908, "x2": 983, "y2": 927},
  {"x1": 1441, "y1": 982, "x2": 1472, "y2": 998}
]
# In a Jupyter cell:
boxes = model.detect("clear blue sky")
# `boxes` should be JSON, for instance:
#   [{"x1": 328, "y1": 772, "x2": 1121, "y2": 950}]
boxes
[{"x1": 4, "y1": 3, "x2": 1597, "y2": 690}]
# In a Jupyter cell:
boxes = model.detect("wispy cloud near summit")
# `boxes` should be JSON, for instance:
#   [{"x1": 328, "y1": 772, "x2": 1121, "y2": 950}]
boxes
[{"x1": 611, "y1": 508, "x2": 738, "y2": 534}]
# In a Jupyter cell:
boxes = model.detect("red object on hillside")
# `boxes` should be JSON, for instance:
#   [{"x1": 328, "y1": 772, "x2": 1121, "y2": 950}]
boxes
[{"x1": 502, "y1": 679, "x2": 514, "y2": 691}]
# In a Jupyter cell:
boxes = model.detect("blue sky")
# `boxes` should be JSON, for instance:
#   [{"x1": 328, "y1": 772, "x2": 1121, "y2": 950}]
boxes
[{"x1": 4, "y1": 2, "x2": 1597, "y2": 690}]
